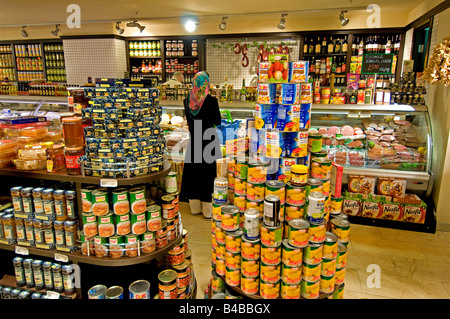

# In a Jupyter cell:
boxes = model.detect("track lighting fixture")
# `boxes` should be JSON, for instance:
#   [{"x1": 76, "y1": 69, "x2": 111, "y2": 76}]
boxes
[
  {"x1": 126, "y1": 21, "x2": 145, "y2": 33},
  {"x1": 51, "y1": 24, "x2": 60, "y2": 37},
  {"x1": 184, "y1": 17, "x2": 199, "y2": 32},
  {"x1": 116, "y1": 21, "x2": 124, "y2": 34},
  {"x1": 21, "y1": 26, "x2": 28, "y2": 38},
  {"x1": 277, "y1": 13, "x2": 287, "y2": 30},
  {"x1": 339, "y1": 10, "x2": 349, "y2": 26},
  {"x1": 219, "y1": 17, "x2": 228, "y2": 31}
]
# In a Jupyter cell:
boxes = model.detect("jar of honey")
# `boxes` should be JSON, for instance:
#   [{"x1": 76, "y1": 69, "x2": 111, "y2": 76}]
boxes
[
  {"x1": 64, "y1": 146, "x2": 84, "y2": 175},
  {"x1": 53, "y1": 190, "x2": 67, "y2": 222},
  {"x1": 62, "y1": 117, "x2": 84, "y2": 148}
]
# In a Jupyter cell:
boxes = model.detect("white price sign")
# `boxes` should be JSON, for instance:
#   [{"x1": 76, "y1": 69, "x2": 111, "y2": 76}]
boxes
[
  {"x1": 54, "y1": 253, "x2": 69, "y2": 263},
  {"x1": 100, "y1": 179, "x2": 118, "y2": 188},
  {"x1": 15, "y1": 246, "x2": 29, "y2": 256},
  {"x1": 46, "y1": 291, "x2": 60, "y2": 299}
]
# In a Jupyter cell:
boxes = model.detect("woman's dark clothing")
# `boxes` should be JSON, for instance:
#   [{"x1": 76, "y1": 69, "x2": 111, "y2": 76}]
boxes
[{"x1": 179, "y1": 94, "x2": 222, "y2": 203}]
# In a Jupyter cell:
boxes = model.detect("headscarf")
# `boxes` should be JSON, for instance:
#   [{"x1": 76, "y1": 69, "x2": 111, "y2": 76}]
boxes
[{"x1": 188, "y1": 71, "x2": 210, "y2": 116}]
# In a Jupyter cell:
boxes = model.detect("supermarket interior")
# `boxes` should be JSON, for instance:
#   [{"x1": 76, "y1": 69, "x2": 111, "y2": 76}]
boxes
[{"x1": 0, "y1": 0, "x2": 449, "y2": 302}]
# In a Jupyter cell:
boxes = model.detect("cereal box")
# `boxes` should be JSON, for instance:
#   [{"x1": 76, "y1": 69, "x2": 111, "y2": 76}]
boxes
[
  {"x1": 330, "y1": 162, "x2": 344, "y2": 198},
  {"x1": 361, "y1": 197, "x2": 383, "y2": 219},
  {"x1": 348, "y1": 175, "x2": 376, "y2": 195},
  {"x1": 377, "y1": 178, "x2": 407, "y2": 198},
  {"x1": 288, "y1": 61, "x2": 309, "y2": 83},
  {"x1": 342, "y1": 192, "x2": 362, "y2": 216},
  {"x1": 404, "y1": 201, "x2": 427, "y2": 224},
  {"x1": 382, "y1": 201, "x2": 404, "y2": 221}
]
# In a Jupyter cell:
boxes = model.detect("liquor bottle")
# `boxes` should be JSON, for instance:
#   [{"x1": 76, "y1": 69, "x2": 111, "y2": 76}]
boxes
[
  {"x1": 336, "y1": 57, "x2": 342, "y2": 74},
  {"x1": 358, "y1": 38, "x2": 364, "y2": 56},
  {"x1": 365, "y1": 36, "x2": 371, "y2": 53},
  {"x1": 309, "y1": 38, "x2": 314, "y2": 54},
  {"x1": 321, "y1": 37, "x2": 327, "y2": 54},
  {"x1": 328, "y1": 37, "x2": 334, "y2": 54},
  {"x1": 315, "y1": 37, "x2": 321, "y2": 54},
  {"x1": 221, "y1": 77, "x2": 228, "y2": 102},
  {"x1": 372, "y1": 36, "x2": 378, "y2": 53},
  {"x1": 303, "y1": 37, "x2": 309, "y2": 54},
  {"x1": 394, "y1": 35, "x2": 401, "y2": 55},
  {"x1": 331, "y1": 56, "x2": 337, "y2": 73},
  {"x1": 342, "y1": 36, "x2": 348, "y2": 54},
  {"x1": 342, "y1": 56, "x2": 346, "y2": 73},
  {"x1": 385, "y1": 36, "x2": 392, "y2": 54},
  {"x1": 240, "y1": 78, "x2": 247, "y2": 102},
  {"x1": 334, "y1": 38, "x2": 341, "y2": 54},
  {"x1": 309, "y1": 57, "x2": 315, "y2": 73}
]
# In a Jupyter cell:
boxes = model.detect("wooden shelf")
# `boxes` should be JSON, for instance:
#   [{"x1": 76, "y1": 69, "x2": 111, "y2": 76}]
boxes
[
  {"x1": 0, "y1": 233, "x2": 182, "y2": 267},
  {"x1": 0, "y1": 160, "x2": 171, "y2": 186},
  {"x1": 130, "y1": 56, "x2": 162, "y2": 59},
  {"x1": 304, "y1": 53, "x2": 348, "y2": 57},
  {"x1": 0, "y1": 274, "x2": 77, "y2": 298}
]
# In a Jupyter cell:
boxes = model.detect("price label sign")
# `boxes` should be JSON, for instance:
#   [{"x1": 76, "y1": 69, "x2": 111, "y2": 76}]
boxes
[
  {"x1": 361, "y1": 54, "x2": 394, "y2": 75},
  {"x1": 54, "y1": 253, "x2": 69, "y2": 263},
  {"x1": 100, "y1": 179, "x2": 118, "y2": 188},
  {"x1": 15, "y1": 246, "x2": 29, "y2": 256}
]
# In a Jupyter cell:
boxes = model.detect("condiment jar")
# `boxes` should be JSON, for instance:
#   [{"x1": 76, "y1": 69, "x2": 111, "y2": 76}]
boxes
[
  {"x1": 62, "y1": 116, "x2": 84, "y2": 148},
  {"x1": 23, "y1": 258, "x2": 35, "y2": 288},
  {"x1": 53, "y1": 189, "x2": 67, "y2": 221},
  {"x1": 32, "y1": 259, "x2": 45, "y2": 290},
  {"x1": 2, "y1": 213, "x2": 16, "y2": 241},
  {"x1": 33, "y1": 219, "x2": 45, "y2": 244},
  {"x1": 51, "y1": 263, "x2": 64, "y2": 293},
  {"x1": 32, "y1": 187, "x2": 44, "y2": 214},
  {"x1": 13, "y1": 257, "x2": 26, "y2": 287},
  {"x1": 10, "y1": 186, "x2": 23, "y2": 212},
  {"x1": 21, "y1": 187, "x2": 33, "y2": 214},
  {"x1": 14, "y1": 217, "x2": 26, "y2": 241},
  {"x1": 64, "y1": 220, "x2": 78, "y2": 248},
  {"x1": 53, "y1": 220, "x2": 65, "y2": 246},
  {"x1": 53, "y1": 144, "x2": 66, "y2": 171},
  {"x1": 42, "y1": 188, "x2": 55, "y2": 216},
  {"x1": 62, "y1": 265, "x2": 75, "y2": 294},
  {"x1": 43, "y1": 261, "x2": 54, "y2": 290},
  {"x1": 64, "y1": 146, "x2": 84, "y2": 175},
  {"x1": 64, "y1": 190, "x2": 77, "y2": 220},
  {"x1": 291, "y1": 165, "x2": 308, "y2": 186},
  {"x1": 43, "y1": 220, "x2": 55, "y2": 245}
]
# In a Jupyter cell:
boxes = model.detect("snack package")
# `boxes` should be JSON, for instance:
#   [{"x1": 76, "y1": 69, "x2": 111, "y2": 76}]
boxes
[
  {"x1": 342, "y1": 192, "x2": 362, "y2": 216},
  {"x1": 377, "y1": 178, "x2": 407, "y2": 198},
  {"x1": 348, "y1": 175, "x2": 376, "y2": 195},
  {"x1": 404, "y1": 201, "x2": 427, "y2": 224},
  {"x1": 382, "y1": 201, "x2": 404, "y2": 221},
  {"x1": 361, "y1": 197, "x2": 383, "y2": 219}
]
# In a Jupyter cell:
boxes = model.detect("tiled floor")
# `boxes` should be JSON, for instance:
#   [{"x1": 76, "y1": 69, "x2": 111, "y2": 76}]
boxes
[{"x1": 179, "y1": 202, "x2": 450, "y2": 299}]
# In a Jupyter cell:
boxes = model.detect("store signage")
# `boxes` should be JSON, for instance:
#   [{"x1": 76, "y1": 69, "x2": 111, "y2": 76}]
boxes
[
  {"x1": 15, "y1": 246, "x2": 29, "y2": 256},
  {"x1": 54, "y1": 253, "x2": 69, "y2": 263},
  {"x1": 361, "y1": 53, "x2": 394, "y2": 74},
  {"x1": 100, "y1": 179, "x2": 118, "y2": 188}
]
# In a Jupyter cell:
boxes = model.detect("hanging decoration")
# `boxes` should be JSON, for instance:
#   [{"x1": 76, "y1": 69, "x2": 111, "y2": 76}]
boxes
[{"x1": 422, "y1": 36, "x2": 450, "y2": 87}]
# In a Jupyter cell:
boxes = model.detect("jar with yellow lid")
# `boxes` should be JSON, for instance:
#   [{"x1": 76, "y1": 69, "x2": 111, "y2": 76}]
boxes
[{"x1": 290, "y1": 165, "x2": 308, "y2": 186}]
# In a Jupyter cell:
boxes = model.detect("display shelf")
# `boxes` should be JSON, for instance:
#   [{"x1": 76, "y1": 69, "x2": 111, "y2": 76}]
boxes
[
  {"x1": 0, "y1": 160, "x2": 171, "y2": 186},
  {"x1": 215, "y1": 274, "x2": 332, "y2": 300},
  {"x1": 303, "y1": 53, "x2": 348, "y2": 57},
  {"x1": 0, "y1": 233, "x2": 182, "y2": 267},
  {"x1": 0, "y1": 95, "x2": 68, "y2": 104},
  {"x1": 130, "y1": 56, "x2": 162, "y2": 59}
]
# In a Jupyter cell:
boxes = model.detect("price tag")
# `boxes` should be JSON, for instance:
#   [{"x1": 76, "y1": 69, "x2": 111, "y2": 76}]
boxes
[
  {"x1": 15, "y1": 246, "x2": 29, "y2": 256},
  {"x1": 360, "y1": 111, "x2": 372, "y2": 118},
  {"x1": 100, "y1": 179, "x2": 118, "y2": 188},
  {"x1": 347, "y1": 110, "x2": 359, "y2": 118},
  {"x1": 46, "y1": 291, "x2": 60, "y2": 299},
  {"x1": 54, "y1": 253, "x2": 69, "y2": 263},
  {"x1": 394, "y1": 114, "x2": 406, "y2": 121}
]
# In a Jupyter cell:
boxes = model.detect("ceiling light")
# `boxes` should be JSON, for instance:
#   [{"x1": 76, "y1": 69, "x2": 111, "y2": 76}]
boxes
[
  {"x1": 21, "y1": 26, "x2": 28, "y2": 38},
  {"x1": 219, "y1": 17, "x2": 228, "y2": 31},
  {"x1": 277, "y1": 13, "x2": 287, "y2": 30},
  {"x1": 339, "y1": 10, "x2": 349, "y2": 26},
  {"x1": 115, "y1": 21, "x2": 124, "y2": 34},
  {"x1": 51, "y1": 24, "x2": 60, "y2": 37},
  {"x1": 184, "y1": 18, "x2": 199, "y2": 32},
  {"x1": 126, "y1": 21, "x2": 145, "y2": 33}
]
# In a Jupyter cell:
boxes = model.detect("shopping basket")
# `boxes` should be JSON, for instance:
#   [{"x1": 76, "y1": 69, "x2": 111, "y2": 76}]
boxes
[{"x1": 216, "y1": 110, "x2": 240, "y2": 145}]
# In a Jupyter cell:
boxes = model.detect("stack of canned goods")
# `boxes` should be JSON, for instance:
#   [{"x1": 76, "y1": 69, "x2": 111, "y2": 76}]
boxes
[
  {"x1": 10, "y1": 257, "x2": 76, "y2": 298},
  {"x1": 79, "y1": 185, "x2": 182, "y2": 258},
  {"x1": 0, "y1": 185, "x2": 78, "y2": 252}
]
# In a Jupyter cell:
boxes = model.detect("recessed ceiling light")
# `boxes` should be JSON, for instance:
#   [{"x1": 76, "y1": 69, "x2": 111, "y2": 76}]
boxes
[{"x1": 185, "y1": 18, "x2": 199, "y2": 32}]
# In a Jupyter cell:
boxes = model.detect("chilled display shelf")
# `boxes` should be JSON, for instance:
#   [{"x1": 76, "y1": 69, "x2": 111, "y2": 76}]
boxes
[
  {"x1": 0, "y1": 233, "x2": 182, "y2": 267},
  {"x1": 0, "y1": 95, "x2": 68, "y2": 104},
  {"x1": 215, "y1": 274, "x2": 332, "y2": 300}
]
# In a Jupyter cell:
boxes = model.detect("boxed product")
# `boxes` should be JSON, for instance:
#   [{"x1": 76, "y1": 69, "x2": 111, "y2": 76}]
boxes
[
  {"x1": 330, "y1": 162, "x2": 344, "y2": 198},
  {"x1": 288, "y1": 61, "x2": 309, "y2": 83},
  {"x1": 342, "y1": 192, "x2": 362, "y2": 216},
  {"x1": 348, "y1": 175, "x2": 376, "y2": 195},
  {"x1": 268, "y1": 54, "x2": 289, "y2": 83},
  {"x1": 393, "y1": 193, "x2": 422, "y2": 205},
  {"x1": 361, "y1": 197, "x2": 383, "y2": 219},
  {"x1": 382, "y1": 200, "x2": 404, "y2": 221},
  {"x1": 377, "y1": 178, "x2": 407, "y2": 198},
  {"x1": 404, "y1": 201, "x2": 427, "y2": 224}
]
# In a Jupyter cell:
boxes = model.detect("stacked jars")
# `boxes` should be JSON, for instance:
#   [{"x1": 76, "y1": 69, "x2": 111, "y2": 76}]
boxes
[{"x1": 62, "y1": 116, "x2": 85, "y2": 175}]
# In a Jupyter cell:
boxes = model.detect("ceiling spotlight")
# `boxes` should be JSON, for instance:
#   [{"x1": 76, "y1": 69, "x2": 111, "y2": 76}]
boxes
[
  {"x1": 339, "y1": 10, "x2": 349, "y2": 26},
  {"x1": 277, "y1": 13, "x2": 287, "y2": 30},
  {"x1": 21, "y1": 26, "x2": 28, "y2": 38},
  {"x1": 116, "y1": 21, "x2": 124, "y2": 34},
  {"x1": 126, "y1": 21, "x2": 146, "y2": 33},
  {"x1": 51, "y1": 24, "x2": 60, "y2": 37},
  {"x1": 184, "y1": 18, "x2": 199, "y2": 32},
  {"x1": 219, "y1": 17, "x2": 228, "y2": 31}
]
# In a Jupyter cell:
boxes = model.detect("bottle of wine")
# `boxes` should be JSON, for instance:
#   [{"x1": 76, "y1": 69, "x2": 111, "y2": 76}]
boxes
[
  {"x1": 331, "y1": 56, "x2": 337, "y2": 73},
  {"x1": 309, "y1": 38, "x2": 314, "y2": 54},
  {"x1": 321, "y1": 37, "x2": 327, "y2": 54},
  {"x1": 336, "y1": 56, "x2": 342, "y2": 73},
  {"x1": 342, "y1": 36, "x2": 348, "y2": 54},
  {"x1": 342, "y1": 56, "x2": 346, "y2": 73},
  {"x1": 315, "y1": 37, "x2": 321, "y2": 54},
  {"x1": 303, "y1": 37, "x2": 309, "y2": 54},
  {"x1": 328, "y1": 37, "x2": 334, "y2": 54},
  {"x1": 358, "y1": 38, "x2": 364, "y2": 55},
  {"x1": 240, "y1": 78, "x2": 247, "y2": 102},
  {"x1": 334, "y1": 38, "x2": 341, "y2": 54},
  {"x1": 385, "y1": 36, "x2": 392, "y2": 54}
]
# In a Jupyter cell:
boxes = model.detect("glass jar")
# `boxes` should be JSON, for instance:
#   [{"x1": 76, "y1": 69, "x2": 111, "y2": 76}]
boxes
[
  {"x1": 32, "y1": 187, "x2": 44, "y2": 214},
  {"x1": 291, "y1": 165, "x2": 308, "y2": 186},
  {"x1": 21, "y1": 187, "x2": 33, "y2": 214},
  {"x1": 64, "y1": 220, "x2": 78, "y2": 248},
  {"x1": 53, "y1": 189, "x2": 67, "y2": 221},
  {"x1": 42, "y1": 188, "x2": 55, "y2": 216},
  {"x1": 54, "y1": 220, "x2": 65, "y2": 246},
  {"x1": 53, "y1": 144, "x2": 66, "y2": 171},
  {"x1": 14, "y1": 217, "x2": 26, "y2": 241},
  {"x1": 24, "y1": 218, "x2": 35, "y2": 243},
  {"x1": 23, "y1": 258, "x2": 35, "y2": 288},
  {"x1": 62, "y1": 116, "x2": 84, "y2": 148},
  {"x1": 43, "y1": 261, "x2": 54, "y2": 290},
  {"x1": 33, "y1": 219, "x2": 45, "y2": 244},
  {"x1": 10, "y1": 186, "x2": 23, "y2": 212},
  {"x1": 43, "y1": 220, "x2": 55, "y2": 245},
  {"x1": 62, "y1": 265, "x2": 75, "y2": 294},
  {"x1": 65, "y1": 190, "x2": 77, "y2": 220},
  {"x1": 32, "y1": 260, "x2": 45, "y2": 290},
  {"x1": 2, "y1": 213, "x2": 16, "y2": 241},
  {"x1": 51, "y1": 263, "x2": 64, "y2": 293},
  {"x1": 64, "y1": 146, "x2": 84, "y2": 175},
  {"x1": 13, "y1": 257, "x2": 26, "y2": 287}
]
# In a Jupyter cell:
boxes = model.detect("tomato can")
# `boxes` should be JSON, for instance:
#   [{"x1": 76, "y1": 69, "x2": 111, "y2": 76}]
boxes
[
  {"x1": 140, "y1": 231, "x2": 156, "y2": 254},
  {"x1": 124, "y1": 234, "x2": 139, "y2": 257},
  {"x1": 97, "y1": 213, "x2": 115, "y2": 237},
  {"x1": 129, "y1": 280, "x2": 150, "y2": 299},
  {"x1": 146, "y1": 205, "x2": 162, "y2": 232},
  {"x1": 109, "y1": 235, "x2": 124, "y2": 258},
  {"x1": 129, "y1": 186, "x2": 147, "y2": 215},
  {"x1": 130, "y1": 211, "x2": 147, "y2": 235},
  {"x1": 281, "y1": 239, "x2": 303, "y2": 267},
  {"x1": 241, "y1": 236, "x2": 260, "y2": 261},
  {"x1": 80, "y1": 187, "x2": 96, "y2": 213},
  {"x1": 91, "y1": 189, "x2": 109, "y2": 216},
  {"x1": 82, "y1": 213, "x2": 98, "y2": 237},
  {"x1": 93, "y1": 236, "x2": 109, "y2": 257}
]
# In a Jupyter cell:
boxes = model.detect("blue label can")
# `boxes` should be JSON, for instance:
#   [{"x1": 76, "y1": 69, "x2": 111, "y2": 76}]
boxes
[
  {"x1": 88, "y1": 284, "x2": 107, "y2": 299},
  {"x1": 279, "y1": 83, "x2": 300, "y2": 104}
]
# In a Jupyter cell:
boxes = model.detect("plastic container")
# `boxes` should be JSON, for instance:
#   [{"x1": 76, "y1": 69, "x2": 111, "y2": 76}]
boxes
[
  {"x1": 14, "y1": 159, "x2": 46, "y2": 170},
  {"x1": 18, "y1": 146, "x2": 47, "y2": 160},
  {"x1": 19, "y1": 127, "x2": 48, "y2": 137}
]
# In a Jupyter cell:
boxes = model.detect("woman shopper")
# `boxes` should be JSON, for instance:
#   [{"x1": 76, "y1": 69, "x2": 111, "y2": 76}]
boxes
[{"x1": 179, "y1": 71, "x2": 222, "y2": 219}]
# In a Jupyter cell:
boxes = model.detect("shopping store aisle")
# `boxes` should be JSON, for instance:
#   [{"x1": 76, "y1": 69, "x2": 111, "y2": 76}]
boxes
[{"x1": 179, "y1": 202, "x2": 450, "y2": 299}]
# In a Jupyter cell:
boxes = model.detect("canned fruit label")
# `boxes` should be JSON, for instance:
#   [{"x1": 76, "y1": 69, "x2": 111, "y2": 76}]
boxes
[
  {"x1": 308, "y1": 133, "x2": 322, "y2": 153},
  {"x1": 287, "y1": 131, "x2": 308, "y2": 157},
  {"x1": 281, "y1": 263, "x2": 302, "y2": 285},
  {"x1": 311, "y1": 158, "x2": 332, "y2": 180},
  {"x1": 241, "y1": 240, "x2": 260, "y2": 260},
  {"x1": 225, "y1": 233, "x2": 242, "y2": 253},
  {"x1": 285, "y1": 204, "x2": 305, "y2": 221},
  {"x1": 258, "y1": 62, "x2": 269, "y2": 82},
  {"x1": 281, "y1": 281, "x2": 301, "y2": 299},
  {"x1": 301, "y1": 279, "x2": 320, "y2": 299},
  {"x1": 265, "y1": 131, "x2": 285, "y2": 158},
  {"x1": 221, "y1": 212, "x2": 239, "y2": 231},
  {"x1": 286, "y1": 184, "x2": 307, "y2": 206},
  {"x1": 288, "y1": 61, "x2": 309, "y2": 83},
  {"x1": 288, "y1": 227, "x2": 308, "y2": 248},
  {"x1": 279, "y1": 83, "x2": 300, "y2": 104},
  {"x1": 241, "y1": 276, "x2": 259, "y2": 295},
  {"x1": 247, "y1": 164, "x2": 268, "y2": 184},
  {"x1": 303, "y1": 244, "x2": 323, "y2": 265},
  {"x1": 256, "y1": 83, "x2": 277, "y2": 104},
  {"x1": 241, "y1": 259, "x2": 259, "y2": 278},
  {"x1": 255, "y1": 104, "x2": 277, "y2": 130},
  {"x1": 306, "y1": 192, "x2": 326, "y2": 222},
  {"x1": 260, "y1": 263, "x2": 281, "y2": 283},
  {"x1": 225, "y1": 251, "x2": 241, "y2": 270},
  {"x1": 302, "y1": 262, "x2": 321, "y2": 282},
  {"x1": 259, "y1": 279, "x2": 280, "y2": 299},
  {"x1": 267, "y1": 54, "x2": 289, "y2": 83},
  {"x1": 91, "y1": 196, "x2": 109, "y2": 216},
  {"x1": 261, "y1": 244, "x2": 281, "y2": 265},
  {"x1": 277, "y1": 104, "x2": 300, "y2": 132},
  {"x1": 260, "y1": 225, "x2": 282, "y2": 246},
  {"x1": 233, "y1": 178, "x2": 247, "y2": 196},
  {"x1": 246, "y1": 183, "x2": 265, "y2": 201},
  {"x1": 282, "y1": 242, "x2": 303, "y2": 267},
  {"x1": 321, "y1": 258, "x2": 337, "y2": 276},
  {"x1": 320, "y1": 275, "x2": 335, "y2": 294},
  {"x1": 213, "y1": 177, "x2": 228, "y2": 204},
  {"x1": 225, "y1": 267, "x2": 240, "y2": 287},
  {"x1": 335, "y1": 267, "x2": 346, "y2": 285}
]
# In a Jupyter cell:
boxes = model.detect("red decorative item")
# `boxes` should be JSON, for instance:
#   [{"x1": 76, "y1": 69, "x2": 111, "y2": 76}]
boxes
[{"x1": 234, "y1": 43, "x2": 241, "y2": 54}]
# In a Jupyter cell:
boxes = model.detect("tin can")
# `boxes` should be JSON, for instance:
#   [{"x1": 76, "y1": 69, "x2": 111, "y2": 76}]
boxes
[
  {"x1": 260, "y1": 261, "x2": 281, "y2": 283},
  {"x1": 255, "y1": 103, "x2": 277, "y2": 129},
  {"x1": 281, "y1": 279, "x2": 300, "y2": 299},
  {"x1": 323, "y1": 232, "x2": 338, "y2": 259},
  {"x1": 308, "y1": 218, "x2": 326, "y2": 244},
  {"x1": 105, "y1": 286, "x2": 124, "y2": 299},
  {"x1": 146, "y1": 205, "x2": 162, "y2": 231},
  {"x1": 335, "y1": 267, "x2": 346, "y2": 285},
  {"x1": 241, "y1": 274, "x2": 259, "y2": 295},
  {"x1": 80, "y1": 186, "x2": 96, "y2": 213},
  {"x1": 246, "y1": 199, "x2": 263, "y2": 219},
  {"x1": 241, "y1": 236, "x2": 260, "y2": 260},
  {"x1": 107, "y1": 235, "x2": 123, "y2": 258},
  {"x1": 287, "y1": 131, "x2": 308, "y2": 158},
  {"x1": 306, "y1": 192, "x2": 326, "y2": 222},
  {"x1": 130, "y1": 211, "x2": 147, "y2": 235},
  {"x1": 287, "y1": 219, "x2": 310, "y2": 248},
  {"x1": 158, "y1": 269, "x2": 178, "y2": 299},
  {"x1": 311, "y1": 158, "x2": 332, "y2": 180},
  {"x1": 221, "y1": 205, "x2": 240, "y2": 231},
  {"x1": 82, "y1": 213, "x2": 98, "y2": 237},
  {"x1": 88, "y1": 284, "x2": 107, "y2": 299},
  {"x1": 93, "y1": 235, "x2": 109, "y2": 257},
  {"x1": 261, "y1": 242, "x2": 281, "y2": 265},
  {"x1": 330, "y1": 218, "x2": 351, "y2": 244},
  {"x1": 91, "y1": 189, "x2": 109, "y2": 216},
  {"x1": 286, "y1": 182, "x2": 307, "y2": 206},
  {"x1": 161, "y1": 195, "x2": 178, "y2": 219},
  {"x1": 303, "y1": 242, "x2": 323, "y2": 265},
  {"x1": 281, "y1": 261, "x2": 302, "y2": 286},
  {"x1": 243, "y1": 208, "x2": 260, "y2": 240},
  {"x1": 235, "y1": 158, "x2": 248, "y2": 180},
  {"x1": 336, "y1": 243, "x2": 348, "y2": 269},
  {"x1": 215, "y1": 258, "x2": 226, "y2": 276},
  {"x1": 308, "y1": 133, "x2": 322, "y2": 153},
  {"x1": 260, "y1": 223, "x2": 283, "y2": 246},
  {"x1": 241, "y1": 257, "x2": 259, "y2": 278},
  {"x1": 215, "y1": 221, "x2": 226, "y2": 245},
  {"x1": 332, "y1": 283, "x2": 345, "y2": 299},
  {"x1": 140, "y1": 231, "x2": 156, "y2": 254},
  {"x1": 174, "y1": 259, "x2": 190, "y2": 289},
  {"x1": 225, "y1": 229, "x2": 243, "y2": 253},
  {"x1": 330, "y1": 196, "x2": 343, "y2": 215},
  {"x1": 277, "y1": 104, "x2": 300, "y2": 132},
  {"x1": 246, "y1": 182, "x2": 265, "y2": 201},
  {"x1": 165, "y1": 172, "x2": 178, "y2": 193},
  {"x1": 115, "y1": 213, "x2": 131, "y2": 236},
  {"x1": 211, "y1": 269, "x2": 225, "y2": 293},
  {"x1": 265, "y1": 180, "x2": 285, "y2": 205},
  {"x1": 321, "y1": 256, "x2": 337, "y2": 277},
  {"x1": 225, "y1": 265, "x2": 241, "y2": 287},
  {"x1": 216, "y1": 241, "x2": 226, "y2": 260},
  {"x1": 247, "y1": 160, "x2": 268, "y2": 184},
  {"x1": 97, "y1": 213, "x2": 115, "y2": 237},
  {"x1": 112, "y1": 188, "x2": 130, "y2": 215},
  {"x1": 282, "y1": 239, "x2": 303, "y2": 267},
  {"x1": 302, "y1": 261, "x2": 321, "y2": 282},
  {"x1": 285, "y1": 203, "x2": 306, "y2": 221},
  {"x1": 259, "y1": 278, "x2": 280, "y2": 299},
  {"x1": 279, "y1": 83, "x2": 300, "y2": 104},
  {"x1": 213, "y1": 177, "x2": 228, "y2": 204},
  {"x1": 234, "y1": 194, "x2": 246, "y2": 213},
  {"x1": 129, "y1": 280, "x2": 150, "y2": 299},
  {"x1": 130, "y1": 186, "x2": 147, "y2": 215},
  {"x1": 233, "y1": 177, "x2": 247, "y2": 196},
  {"x1": 300, "y1": 279, "x2": 320, "y2": 299},
  {"x1": 212, "y1": 201, "x2": 224, "y2": 221},
  {"x1": 305, "y1": 178, "x2": 323, "y2": 197},
  {"x1": 263, "y1": 195, "x2": 281, "y2": 227}
]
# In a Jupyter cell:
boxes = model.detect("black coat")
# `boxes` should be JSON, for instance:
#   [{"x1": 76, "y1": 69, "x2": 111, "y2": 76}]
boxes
[{"x1": 179, "y1": 94, "x2": 222, "y2": 202}]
